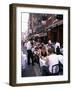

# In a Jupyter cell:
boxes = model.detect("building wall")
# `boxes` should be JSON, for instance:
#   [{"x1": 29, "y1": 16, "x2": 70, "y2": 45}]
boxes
[
  {"x1": 48, "y1": 25, "x2": 63, "y2": 45},
  {"x1": 28, "y1": 13, "x2": 63, "y2": 44}
]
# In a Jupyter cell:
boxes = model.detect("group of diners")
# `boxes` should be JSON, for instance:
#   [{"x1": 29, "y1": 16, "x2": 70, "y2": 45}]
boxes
[{"x1": 21, "y1": 39, "x2": 63, "y2": 76}]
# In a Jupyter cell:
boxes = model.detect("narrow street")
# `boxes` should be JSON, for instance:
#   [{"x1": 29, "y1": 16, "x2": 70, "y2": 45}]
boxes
[
  {"x1": 22, "y1": 63, "x2": 41, "y2": 77},
  {"x1": 21, "y1": 46, "x2": 42, "y2": 77}
]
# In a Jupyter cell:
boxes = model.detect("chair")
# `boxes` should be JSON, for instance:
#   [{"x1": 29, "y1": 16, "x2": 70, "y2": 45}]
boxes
[
  {"x1": 52, "y1": 64, "x2": 59, "y2": 75},
  {"x1": 59, "y1": 61, "x2": 63, "y2": 75}
]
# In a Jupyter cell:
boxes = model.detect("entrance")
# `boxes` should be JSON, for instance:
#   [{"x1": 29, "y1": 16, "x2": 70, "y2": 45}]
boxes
[{"x1": 52, "y1": 32, "x2": 57, "y2": 43}]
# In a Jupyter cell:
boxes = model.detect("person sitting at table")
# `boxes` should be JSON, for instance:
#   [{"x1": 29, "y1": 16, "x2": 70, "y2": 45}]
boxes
[
  {"x1": 39, "y1": 46, "x2": 49, "y2": 76},
  {"x1": 46, "y1": 47, "x2": 59, "y2": 75},
  {"x1": 41, "y1": 46, "x2": 47, "y2": 57}
]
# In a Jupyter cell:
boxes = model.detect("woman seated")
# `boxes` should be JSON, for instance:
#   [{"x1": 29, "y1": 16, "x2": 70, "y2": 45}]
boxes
[
  {"x1": 41, "y1": 46, "x2": 47, "y2": 57},
  {"x1": 39, "y1": 46, "x2": 49, "y2": 76}
]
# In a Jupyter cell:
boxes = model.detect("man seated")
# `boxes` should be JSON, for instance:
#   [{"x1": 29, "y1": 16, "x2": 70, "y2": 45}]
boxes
[{"x1": 46, "y1": 47, "x2": 59, "y2": 75}]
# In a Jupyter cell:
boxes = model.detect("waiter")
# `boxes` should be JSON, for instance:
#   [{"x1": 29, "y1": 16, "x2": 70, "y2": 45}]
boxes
[{"x1": 26, "y1": 39, "x2": 34, "y2": 65}]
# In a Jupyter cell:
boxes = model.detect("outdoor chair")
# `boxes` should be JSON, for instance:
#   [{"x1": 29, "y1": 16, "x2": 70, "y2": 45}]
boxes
[
  {"x1": 52, "y1": 64, "x2": 59, "y2": 75},
  {"x1": 59, "y1": 61, "x2": 63, "y2": 75}
]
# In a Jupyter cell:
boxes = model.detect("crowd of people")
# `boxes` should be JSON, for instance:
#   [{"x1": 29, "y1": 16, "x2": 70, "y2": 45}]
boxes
[{"x1": 21, "y1": 39, "x2": 63, "y2": 76}]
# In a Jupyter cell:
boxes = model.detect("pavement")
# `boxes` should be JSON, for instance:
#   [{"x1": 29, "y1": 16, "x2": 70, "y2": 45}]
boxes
[
  {"x1": 21, "y1": 46, "x2": 42, "y2": 77},
  {"x1": 21, "y1": 63, "x2": 42, "y2": 77}
]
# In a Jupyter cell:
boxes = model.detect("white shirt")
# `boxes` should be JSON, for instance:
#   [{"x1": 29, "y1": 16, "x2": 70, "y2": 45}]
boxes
[
  {"x1": 24, "y1": 42, "x2": 27, "y2": 47},
  {"x1": 57, "y1": 55, "x2": 63, "y2": 64},
  {"x1": 47, "y1": 54, "x2": 59, "y2": 73},
  {"x1": 32, "y1": 47, "x2": 35, "y2": 52},
  {"x1": 26, "y1": 41, "x2": 32, "y2": 50}
]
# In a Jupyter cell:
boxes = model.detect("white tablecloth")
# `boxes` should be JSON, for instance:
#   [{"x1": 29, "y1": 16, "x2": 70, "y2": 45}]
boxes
[
  {"x1": 21, "y1": 52, "x2": 27, "y2": 69},
  {"x1": 39, "y1": 57, "x2": 48, "y2": 67}
]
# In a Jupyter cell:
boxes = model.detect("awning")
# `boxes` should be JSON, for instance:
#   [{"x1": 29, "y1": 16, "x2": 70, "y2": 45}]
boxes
[
  {"x1": 46, "y1": 20, "x2": 63, "y2": 30},
  {"x1": 34, "y1": 33, "x2": 47, "y2": 37}
]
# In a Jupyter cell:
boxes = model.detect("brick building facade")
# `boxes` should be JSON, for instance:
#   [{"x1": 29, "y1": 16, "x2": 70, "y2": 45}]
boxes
[{"x1": 28, "y1": 13, "x2": 63, "y2": 45}]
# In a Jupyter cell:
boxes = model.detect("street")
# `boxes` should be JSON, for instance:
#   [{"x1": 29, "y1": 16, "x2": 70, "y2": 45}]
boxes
[
  {"x1": 21, "y1": 63, "x2": 41, "y2": 77},
  {"x1": 21, "y1": 46, "x2": 42, "y2": 77}
]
